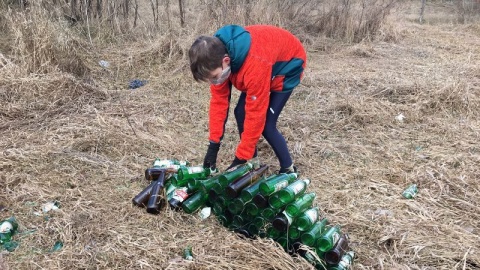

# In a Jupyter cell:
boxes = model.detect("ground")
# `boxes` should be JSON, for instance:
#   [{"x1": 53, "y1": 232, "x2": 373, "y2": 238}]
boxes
[{"x1": 1, "y1": 1, "x2": 479, "y2": 269}]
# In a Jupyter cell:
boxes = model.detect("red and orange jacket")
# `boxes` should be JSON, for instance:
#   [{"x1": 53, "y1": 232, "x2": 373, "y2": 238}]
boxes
[{"x1": 209, "y1": 25, "x2": 307, "y2": 160}]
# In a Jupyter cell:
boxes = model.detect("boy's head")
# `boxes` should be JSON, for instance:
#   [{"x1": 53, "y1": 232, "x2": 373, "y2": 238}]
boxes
[{"x1": 189, "y1": 36, "x2": 230, "y2": 84}]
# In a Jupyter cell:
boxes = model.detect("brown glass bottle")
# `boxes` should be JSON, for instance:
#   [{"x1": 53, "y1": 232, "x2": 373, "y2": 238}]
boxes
[
  {"x1": 225, "y1": 165, "x2": 269, "y2": 198},
  {"x1": 132, "y1": 180, "x2": 157, "y2": 207},
  {"x1": 146, "y1": 171, "x2": 167, "y2": 214},
  {"x1": 324, "y1": 234, "x2": 349, "y2": 265}
]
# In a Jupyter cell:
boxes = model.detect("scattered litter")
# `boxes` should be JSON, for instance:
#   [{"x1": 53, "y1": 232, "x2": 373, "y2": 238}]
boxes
[
  {"x1": 199, "y1": 207, "x2": 211, "y2": 220},
  {"x1": 50, "y1": 241, "x2": 63, "y2": 252},
  {"x1": 374, "y1": 209, "x2": 393, "y2": 217},
  {"x1": 402, "y1": 184, "x2": 418, "y2": 199},
  {"x1": 34, "y1": 201, "x2": 60, "y2": 216},
  {"x1": 98, "y1": 60, "x2": 110, "y2": 68},
  {"x1": 183, "y1": 246, "x2": 193, "y2": 260},
  {"x1": 128, "y1": 79, "x2": 148, "y2": 89},
  {"x1": 395, "y1": 113, "x2": 405, "y2": 122},
  {"x1": 42, "y1": 201, "x2": 60, "y2": 213}
]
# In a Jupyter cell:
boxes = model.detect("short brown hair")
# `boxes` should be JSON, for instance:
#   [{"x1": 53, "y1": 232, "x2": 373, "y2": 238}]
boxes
[{"x1": 189, "y1": 36, "x2": 226, "y2": 82}]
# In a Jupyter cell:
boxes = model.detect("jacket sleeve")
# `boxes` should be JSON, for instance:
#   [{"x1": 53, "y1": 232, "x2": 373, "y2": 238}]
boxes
[
  {"x1": 208, "y1": 81, "x2": 232, "y2": 143},
  {"x1": 235, "y1": 62, "x2": 271, "y2": 160}
]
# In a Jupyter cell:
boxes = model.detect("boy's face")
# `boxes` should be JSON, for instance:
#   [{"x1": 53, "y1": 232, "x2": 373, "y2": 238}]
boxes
[{"x1": 207, "y1": 55, "x2": 230, "y2": 85}]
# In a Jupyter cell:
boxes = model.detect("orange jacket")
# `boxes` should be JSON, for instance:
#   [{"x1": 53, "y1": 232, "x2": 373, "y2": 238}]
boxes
[{"x1": 209, "y1": 25, "x2": 306, "y2": 160}]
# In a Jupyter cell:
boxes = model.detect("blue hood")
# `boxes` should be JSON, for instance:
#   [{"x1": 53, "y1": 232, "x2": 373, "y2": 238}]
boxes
[{"x1": 214, "y1": 25, "x2": 251, "y2": 73}]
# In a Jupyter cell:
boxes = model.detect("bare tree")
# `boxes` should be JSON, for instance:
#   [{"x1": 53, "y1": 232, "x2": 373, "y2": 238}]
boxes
[
  {"x1": 419, "y1": 0, "x2": 426, "y2": 24},
  {"x1": 178, "y1": 0, "x2": 185, "y2": 27}
]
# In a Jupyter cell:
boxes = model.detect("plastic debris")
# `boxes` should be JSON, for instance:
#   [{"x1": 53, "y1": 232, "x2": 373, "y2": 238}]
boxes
[
  {"x1": 128, "y1": 79, "x2": 148, "y2": 89},
  {"x1": 402, "y1": 184, "x2": 418, "y2": 199},
  {"x1": 42, "y1": 201, "x2": 60, "y2": 213},
  {"x1": 395, "y1": 113, "x2": 405, "y2": 122},
  {"x1": 98, "y1": 60, "x2": 110, "y2": 68},
  {"x1": 199, "y1": 207, "x2": 211, "y2": 220},
  {"x1": 50, "y1": 241, "x2": 64, "y2": 252}
]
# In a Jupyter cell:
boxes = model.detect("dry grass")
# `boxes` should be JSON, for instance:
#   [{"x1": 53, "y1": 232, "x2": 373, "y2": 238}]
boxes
[{"x1": 1, "y1": 0, "x2": 480, "y2": 269}]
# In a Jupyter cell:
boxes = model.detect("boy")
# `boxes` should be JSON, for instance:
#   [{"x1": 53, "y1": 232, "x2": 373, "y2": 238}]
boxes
[{"x1": 189, "y1": 24, "x2": 307, "y2": 173}]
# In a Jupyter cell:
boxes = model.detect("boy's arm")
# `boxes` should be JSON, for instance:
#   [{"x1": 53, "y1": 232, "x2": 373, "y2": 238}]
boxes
[{"x1": 208, "y1": 81, "x2": 232, "y2": 143}]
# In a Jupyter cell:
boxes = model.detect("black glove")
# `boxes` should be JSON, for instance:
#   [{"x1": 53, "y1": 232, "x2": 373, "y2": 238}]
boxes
[
  {"x1": 226, "y1": 156, "x2": 247, "y2": 171},
  {"x1": 203, "y1": 142, "x2": 220, "y2": 170}
]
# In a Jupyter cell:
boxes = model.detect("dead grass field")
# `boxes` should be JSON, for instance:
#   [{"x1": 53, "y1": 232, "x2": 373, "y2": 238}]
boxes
[{"x1": 1, "y1": 1, "x2": 480, "y2": 269}]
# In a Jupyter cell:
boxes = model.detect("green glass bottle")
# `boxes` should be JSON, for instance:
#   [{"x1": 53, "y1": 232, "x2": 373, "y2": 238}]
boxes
[
  {"x1": 218, "y1": 163, "x2": 253, "y2": 186},
  {"x1": 217, "y1": 214, "x2": 232, "y2": 227},
  {"x1": 187, "y1": 178, "x2": 206, "y2": 192},
  {"x1": 288, "y1": 225, "x2": 301, "y2": 240},
  {"x1": 259, "y1": 173, "x2": 298, "y2": 196},
  {"x1": 301, "y1": 218, "x2": 329, "y2": 247},
  {"x1": 325, "y1": 234, "x2": 349, "y2": 265},
  {"x1": 199, "y1": 174, "x2": 222, "y2": 193},
  {"x1": 234, "y1": 228, "x2": 253, "y2": 239},
  {"x1": 208, "y1": 189, "x2": 220, "y2": 204},
  {"x1": 228, "y1": 197, "x2": 246, "y2": 214},
  {"x1": 328, "y1": 251, "x2": 355, "y2": 270},
  {"x1": 239, "y1": 174, "x2": 276, "y2": 203},
  {"x1": 245, "y1": 201, "x2": 260, "y2": 216},
  {"x1": 276, "y1": 236, "x2": 290, "y2": 251},
  {"x1": 261, "y1": 206, "x2": 282, "y2": 220},
  {"x1": 212, "y1": 201, "x2": 226, "y2": 215},
  {"x1": 300, "y1": 247, "x2": 326, "y2": 270},
  {"x1": 182, "y1": 191, "x2": 208, "y2": 214},
  {"x1": 402, "y1": 184, "x2": 418, "y2": 199},
  {"x1": 252, "y1": 193, "x2": 269, "y2": 209},
  {"x1": 211, "y1": 181, "x2": 225, "y2": 195},
  {"x1": 317, "y1": 225, "x2": 341, "y2": 252},
  {"x1": 183, "y1": 246, "x2": 194, "y2": 260},
  {"x1": 269, "y1": 179, "x2": 310, "y2": 208},
  {"x1": 176, "y1": 166, "x2": 211, "y2": 186},
  {"x1": 168, "y1": 186, "x2": 190, "y2": 210},
  {"x1": 285, "y1": 193, "x2": 316, "y2": 218},
  {"x1": 292, "y1": 207, "x2": 320, "y2": 231},
  {"x1": 252, "y1": 216, "x2": 266, "y2": 229},
  {"x1": 266, "y1": 225, "x2": 282, "y2": 239},
  {"x1": 272, "y1": 211, "x2": 294, "y2": 232},
  {"x1": 0, "y1": 217, "x2": 18, "y2": 245},
  {"x1": 232, "y1": 215, "x2": 247, "y2": 228},
  {"x1": 247, "y1": 223, "x2": 260, "y2": 236}
]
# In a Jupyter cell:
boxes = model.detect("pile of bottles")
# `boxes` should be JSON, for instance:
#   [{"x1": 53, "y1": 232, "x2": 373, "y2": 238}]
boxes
[{"x1": 133, "y1": 158, "x2": 355, "y2": 270}]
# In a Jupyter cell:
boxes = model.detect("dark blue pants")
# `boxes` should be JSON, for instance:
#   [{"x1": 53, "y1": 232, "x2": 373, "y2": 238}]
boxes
[{"x1": 234, "y1": 91, "x2": 293, "y2": 169}]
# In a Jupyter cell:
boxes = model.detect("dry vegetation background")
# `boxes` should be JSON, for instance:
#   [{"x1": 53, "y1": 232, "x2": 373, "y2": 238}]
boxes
[{"x1": 1, "y1": 0, "x2": 480, "y2": 269}]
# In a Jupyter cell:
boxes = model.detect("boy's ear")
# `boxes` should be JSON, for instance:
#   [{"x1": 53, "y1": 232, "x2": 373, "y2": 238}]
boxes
[{"x1": 223, "y1": 55, "x2": 231, "y2": 65}]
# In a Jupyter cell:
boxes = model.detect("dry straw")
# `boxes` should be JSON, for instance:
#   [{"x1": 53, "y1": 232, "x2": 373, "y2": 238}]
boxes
[{"x1": 1, "y1": 0, "x2": 480, "y2": 269}]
